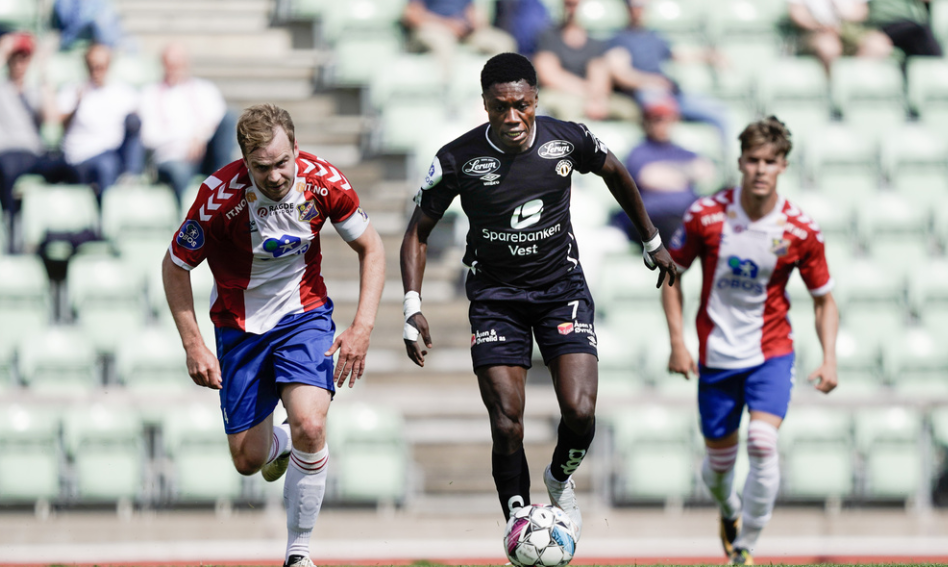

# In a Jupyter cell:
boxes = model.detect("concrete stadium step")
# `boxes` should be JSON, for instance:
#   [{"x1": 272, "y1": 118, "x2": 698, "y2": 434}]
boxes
[
  {"x1": 331, "y1": 298, "x2": 471, "y2": 350},
  {"x1": 121, "y1": 11, "x2": 271, "y2": 34},
  {"x1": 134, "y1": 31, "x2": 293, "y2": 60}
]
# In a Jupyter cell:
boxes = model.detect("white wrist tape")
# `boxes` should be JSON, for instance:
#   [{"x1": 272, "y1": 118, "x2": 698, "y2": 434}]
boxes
[
  {"x1": 403, "y1": 291, "x2": 422, "y2": 342},
  {"x1": 643, "y1": 246, "x2": 657, "y2": 269},
  {"x1": 644, "y1": 232, "x2": 662, "y2": 253}
]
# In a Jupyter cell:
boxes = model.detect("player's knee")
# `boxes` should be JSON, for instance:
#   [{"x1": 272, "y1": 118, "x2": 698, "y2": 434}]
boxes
[
  {"x1": 231, "y1": 452, "x2": 265, "y2": 476},
  {"x1": 290, "y1": 414, "x2": 327, "y2": 451},
  {"x1": 560, "y1": 403, "x2": 595, "y2": 434},
  {"x1": 490, "y1": 415, "x2": 525, "y2": 444},
  {"x1": 746, "y1": 421, "x2": 779, "y2": 464}
]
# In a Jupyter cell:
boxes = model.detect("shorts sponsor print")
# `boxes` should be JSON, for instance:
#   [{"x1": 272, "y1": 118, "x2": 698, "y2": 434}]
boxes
[{"x1": 467, "y1": 273, "x2": 597, "y2": 369}]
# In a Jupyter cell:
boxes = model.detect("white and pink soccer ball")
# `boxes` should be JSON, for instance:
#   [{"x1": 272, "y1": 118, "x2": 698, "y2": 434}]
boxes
[{"x1": 504, "y1": 504, "x2": 577, "y2": 567}]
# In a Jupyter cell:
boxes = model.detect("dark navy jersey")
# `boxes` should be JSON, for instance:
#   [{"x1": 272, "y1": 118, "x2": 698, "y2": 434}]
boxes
[{"x1": 416, "y1": 115, "x2": 609, "y2": 289}]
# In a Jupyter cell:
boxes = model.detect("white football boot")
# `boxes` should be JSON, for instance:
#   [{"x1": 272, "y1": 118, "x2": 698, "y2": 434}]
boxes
[{"x1": 543, "y1": 465, "x2": 582, "y2": 540}]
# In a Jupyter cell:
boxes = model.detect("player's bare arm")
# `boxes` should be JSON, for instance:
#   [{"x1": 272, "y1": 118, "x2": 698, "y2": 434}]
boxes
[
  {"x1": 596, "y1": 150, "x2": 677, "y2": 287},
  {"x1": 326, "y1": 223, "x2": 386, "y2": 389},
  {"x1": 400, "y1": 207, "x2": 438, "y2": 366},
  {"x1": 661, "y1": 278, "x2": 697, "y2": 380},
  {"x1": 809, "y1": 291, "x2": 839, "y2": 393},
  {"x1": 161, "y1": 251, "x2": 221, "y2": 390}
]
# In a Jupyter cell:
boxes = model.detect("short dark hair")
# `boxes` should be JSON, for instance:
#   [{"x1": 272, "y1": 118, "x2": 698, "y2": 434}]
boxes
[
  {"x1": 739, "y1": 116, "x2": 792, "y2": 157},
  {"x1": 481, "y1": 52, "x2": 538, "y2": 92}
]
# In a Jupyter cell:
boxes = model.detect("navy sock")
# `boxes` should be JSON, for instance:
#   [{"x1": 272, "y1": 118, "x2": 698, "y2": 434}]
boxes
[{"x1": 492, "y1": 448, "x2": 530, "y2": 520}]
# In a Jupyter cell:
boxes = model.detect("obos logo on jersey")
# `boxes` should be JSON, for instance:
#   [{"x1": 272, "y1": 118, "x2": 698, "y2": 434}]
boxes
[
  {"x1": 670, "y1": 226, "x2": 686, "y2": 250},
  {"x1": 263, "y1": 234, "x2": 309, "y2": 258},
  {"x1": 717, "y1": 255, "x2": 763, "y2": 293},
  {"x1": 423, "y1": 156, "x2": 443, "y2": 189},
  {"x1": 177, "y1": 220, "x2": 204, "y2": 250}
]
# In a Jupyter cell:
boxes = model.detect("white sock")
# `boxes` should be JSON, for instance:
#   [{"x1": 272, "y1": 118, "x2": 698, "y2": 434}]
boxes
[
  {"x1": 284, "y1": 445, "x2": 329, "y2": 561},
  {"x1": 267, "y1": 422, "x2": 292, "y2": 464},
  {"x1": 701, "y1": 444, "x2": 741, "y2": 519},
  {"x1": 733, "y1": 421, "x2": 780, "y2": 552}
]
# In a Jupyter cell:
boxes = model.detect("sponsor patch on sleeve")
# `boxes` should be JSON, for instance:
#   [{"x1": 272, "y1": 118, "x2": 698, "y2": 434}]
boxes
[
  {"x1": 176, "y1": 220, "x2": 205, "y2": 250},
  {"x1": 423, "y1": 156, "x2": 443, "y2": 189}
]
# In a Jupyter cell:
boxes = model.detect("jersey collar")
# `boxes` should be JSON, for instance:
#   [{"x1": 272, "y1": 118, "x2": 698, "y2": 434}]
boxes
[{"x1": 732, "y1": 185, "x2": 785, "y2": 226}]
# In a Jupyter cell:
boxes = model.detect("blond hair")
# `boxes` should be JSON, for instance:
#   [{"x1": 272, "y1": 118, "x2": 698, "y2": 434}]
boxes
[
  {"x1": 236, "y1": 103, "x2": 296, "y2": 156},
  {"x1": 738, "y1": 116, "x2": 792, "y2": 158}
]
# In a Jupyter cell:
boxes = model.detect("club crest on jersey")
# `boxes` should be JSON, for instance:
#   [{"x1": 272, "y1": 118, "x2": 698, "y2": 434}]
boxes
[
  {"x1": 297, "y1": 199, "x2": 319, "y2": 222},
  {"x1": 771, "y1": 237, "x2": 790, "y2": 256},
  {"x1": 263, "y1": 234, "x2": 309, "y2": 258},
  {"x1": 555, "y1": 160, "x2": 572, "y2": 177},
  {"x1": 356, "y1": 206, "x2": 368, "y2": 221},
  {"x1": 462, "y1": 157, "x2": 501, "y2": 177},
  {"x1": 538, "y1": 140, "x2": 575, "y2": 159},
  {"x1": 176, "y1": 220, "x2": 204, "y2": 250},
  {"x1": 247, "y1": 192, "x2": 258, "y2": 203},
  {"x1": 558, "y1": 322, "x2": 574, "y2": 335}
]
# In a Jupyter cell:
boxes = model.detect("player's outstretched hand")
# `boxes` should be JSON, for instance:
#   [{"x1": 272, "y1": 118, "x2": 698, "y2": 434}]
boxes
[
  {"x1": 404, "y1": 312, "x2": 432, "y2": 367},
  {"x1": 186, "y1": 342, "x2": 222, "y2": 390},
  {"x1": 668, "y1": 342, "x2": 697, "y2": 380},
  {"x1": 326, "y1": 323, "x2": 372, "y2": 389},
  {"x1": 644, "y1": 245, "x2": 678, "y2": 288},
  {"x1": 808, "y1": 362, "x2": 838, "y2": 393}
]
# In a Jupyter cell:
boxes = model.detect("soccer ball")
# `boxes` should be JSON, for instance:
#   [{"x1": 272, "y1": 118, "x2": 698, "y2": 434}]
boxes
[{"x1": 504, "y1": 504, "x2": 577, "y2": 567}]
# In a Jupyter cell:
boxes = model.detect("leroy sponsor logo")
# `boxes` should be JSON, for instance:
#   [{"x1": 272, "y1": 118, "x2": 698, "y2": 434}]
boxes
[
  {"x1": 462, "y1": 157, "x2": 501, "y2": 176},
  {"x1": 538, "y1": 140, "x2": 574, "y2": 159}
]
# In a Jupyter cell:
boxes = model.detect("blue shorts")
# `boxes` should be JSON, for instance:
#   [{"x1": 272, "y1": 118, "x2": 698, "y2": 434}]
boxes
[
  {"x1": 215, "y1": 303, "x2": 336, "y2": 434},
  {"x1": 466, "y1": 271, "x2": 598, "y2": 370},
  {"x1": 697, "y1": 353, "x2": 795, "y2": 440}
]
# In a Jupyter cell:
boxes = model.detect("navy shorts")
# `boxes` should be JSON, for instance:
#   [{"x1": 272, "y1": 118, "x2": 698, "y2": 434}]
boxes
[
  {"x1": 697, "y1": 353, "x2": 795, "y2": 440},
  {"x1": 215, "y1": 303, "x2": 336, "y2": 434},
  {"x1": 466, "y1": 271, "x2": 598, "y2": 370}
]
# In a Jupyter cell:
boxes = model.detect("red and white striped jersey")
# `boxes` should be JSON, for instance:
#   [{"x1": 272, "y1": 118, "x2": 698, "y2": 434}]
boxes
[
  {"x1": 169, "y1": 151, "x2": 369, "y2": 334},
  {"x1": 668, "y1": 187, "x2": 833, "y2": 369}
]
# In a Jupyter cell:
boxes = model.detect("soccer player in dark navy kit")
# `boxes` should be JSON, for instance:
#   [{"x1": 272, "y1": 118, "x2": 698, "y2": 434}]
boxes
[{"x1": 400, "y1": 53, "x2": 677, "y2": 538}]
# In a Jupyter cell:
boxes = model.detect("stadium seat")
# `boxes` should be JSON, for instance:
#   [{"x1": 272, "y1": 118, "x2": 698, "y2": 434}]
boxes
[
  {"x1": 68, "y1": 255, "x2": 148, "y2": 355},
  {"x1": 161, "y1": 403, "x2": 244, "y2": 504},
  {"x1": 117, "y1": 234, "x2": 173, "y2": 286},
  {"x1": 330, "y1": 33, "x2": 402, "y2": 87},
  {"x1": 757, "y1": 57, "x2": 830, "y2": 131},
  {"x1": 880, "y1": 123, "x2": 948, "y2": 207},
  {"x1": 830, "y1": 58, "x2": 907, "y2": 137},
  {"x1": 0, "y1": 403, "x2": 63, "y2": 504},
  {"x1": 583, "y1": 120, "x2": 644, "y2": 165},
  {"x1": 881, "y1": 327, "x2": 948, "y2": 397},
  {"x1": 909, "y1": 258, "x2": 948, "y2": 325},
  {"x1": 854, "y1": 406, "x2": 925, "y2": 500},
  {"x1": 109, "y1": 52, "x2": 162, "y2": 88},
  {"x1": 379, "y1": 99, "x2": 450, "y2": 154},
  {"x1": 18, "y1": 326, "x2": 100, "y2": 394},
  {"x1": 644, "y1": 0, "x2": 707, "y2": 43},
  {"x1": 931, "y1": 0, "x2": 948, "y2": 61},
  {"x1": 908, "y1": 56, "x2": 948, "y2": 131},
  {"x1": 318, "y1": 0, "x2": 404, "y2": 44},
  {"x1": 369, "y1": 53, "x2": 443, "y2": 111},
  {"x1": 804, "y1": 123, "x2": 881, "y2": 204},
  {"x1": 327, "y1": 403, "x2": 409, "y2": 503},
  {"x1": 856, "y1": 191, "x2": 931, "y2": 245},
  {"x1": 608, "y1": 405, "x2": 699, "y2": 502},
  {"x1": 0, "y1": 254, "x2": 51, "y2": 348},
  {"x1": 0, "y1": 0, "x2": 38, "y2": 30},
  {"x1": 20, "y1": 183, "x2": 100, "y2": 253},
  {"x1": 115, "y1": 326, "x2": 191, "y2": 395},
  {"x1": 0, "y1": 339, "x2": 15, "y2": 392},
  {"x1": 790, "y1": 191, "x2": 855, "y2": 237},
  {"x1": 101, "y1": 183, "x2": 180, "y2": 242},
  {"x1": 39, "y1": 49, "x2": 87, "y2": 90},
  {"x1": 63, "y1": 403, "x2": 148, "y2": 504},
  {"x1": 780, "y1": 406, "x2": 855, "y2": 500},
  {"x1": 705, "y1": 0, "x2": 786, "y2": 45},
  {"x1": 577, "y1": 0, "x2": 629, "y2": 36}
]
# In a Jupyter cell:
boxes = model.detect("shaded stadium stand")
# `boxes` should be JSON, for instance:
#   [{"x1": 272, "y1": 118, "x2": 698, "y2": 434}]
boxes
[
  {"x1": 0, "y1": 403, "x2": 63, "y2": 507},
  {"x1": 19, "y1": 183, "x2": 100, "y2": 254},
  {"x1": 854, "y1": 406, "x2": 926, "y2": 501},
  {"x1": 18, "y1": 325, "x2": 100, "y2": 394},
  {"x1": 0, "y1": 254, "x2": 51, "y2": 348},
  {"x1": 779, "y1": 406, "x2": 855, "y2": 501},
  {"x1": 67, "y1": 254, "x2": 149, "y2": 355}
]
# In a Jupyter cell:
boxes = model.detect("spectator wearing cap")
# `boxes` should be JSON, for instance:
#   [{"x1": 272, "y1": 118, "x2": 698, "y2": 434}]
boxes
[
  {"x1": 140, "y1": 42, "x2": 236, "y2": 203},
  {"x1": 0, "y1": 32, "x2": 78, "y2": 238},
  {"x1": 56, "y1": 43, "x2": 142, "y2": 200},
  {"x1": 609, "y1": 96, "x2": 716, "y2": 247},
  {"x1": 533, "y1": 0, "x2": 640, "y2": 122},
  {"x1": 605, "y1": 0, "x2": 730, "y2": 145}
]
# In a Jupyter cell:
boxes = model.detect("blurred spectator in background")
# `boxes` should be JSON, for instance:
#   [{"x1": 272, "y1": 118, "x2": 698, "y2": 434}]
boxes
[
  {"x1": 610, "y1": 96, "x2": 715, "y2": 247},
  {"x1": 141, "y1": 43, "x2": 236, "y2": 203},
  {"x1": 57, "y1": 43, "x2": 142, "y2": 199},
  {"x1": 534, "y1": 0, "x2": 639, "y2": 122},
  {"x1": 0, "y1": 32, "x2": 78, "y2": 232},
  {"x1": 868, "y1": 0, "x2": 942, "y2": 56},
  {"x1": 401, "y1": 0, "x2": 517, "y2": 80},
  {"x1": 494, "y1": 0, "x2": 552, "y2": 56},
  {"x1": 605, "y1": 0, "x2": 730, "y2": 145},
  {"x1": 52, "y1": 0, "x2": 124, "y2": 50},
  {"x1": 787, "y1": 0, "x2": 893, "y2": 74}
]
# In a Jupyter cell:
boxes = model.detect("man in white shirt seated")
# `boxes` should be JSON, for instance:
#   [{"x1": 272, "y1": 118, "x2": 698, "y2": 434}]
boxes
[
  {"x1": 56, "y1": 43, "x2": 142, "y2": 199},
  {"x1": 140, "y1": 42, "x2": 235, "y2": 203}
]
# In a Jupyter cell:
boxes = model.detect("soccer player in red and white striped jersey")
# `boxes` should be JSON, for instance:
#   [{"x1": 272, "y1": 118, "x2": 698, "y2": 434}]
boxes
[
  {"x1": 163, "y1": 104, "x2": 385, "y2": 567},
  {"x1": 661, "y1": 116, "x2": 839, "y2": 566}
]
